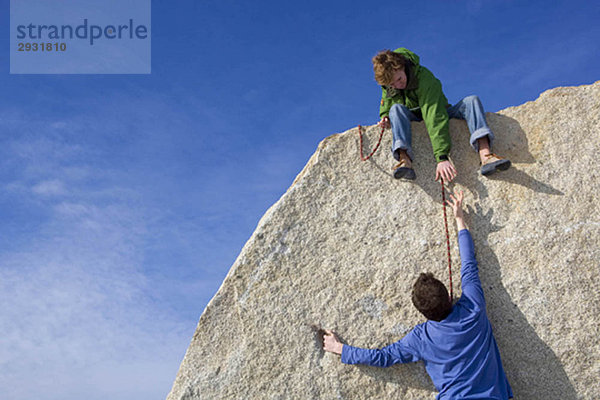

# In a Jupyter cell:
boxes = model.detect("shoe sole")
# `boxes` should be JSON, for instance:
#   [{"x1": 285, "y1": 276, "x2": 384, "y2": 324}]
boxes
[
  {"x1": 394, "y1": 167, "x2": 416, "y2": 180},
  {"x1": 481, "y1": 159, "x2": 511, "y2": 176}
]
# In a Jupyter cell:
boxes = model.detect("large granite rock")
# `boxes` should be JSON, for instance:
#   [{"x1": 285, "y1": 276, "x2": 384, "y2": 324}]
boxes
[{"x1": 168, "y1": 82, "x2": 600, "y2": 399}]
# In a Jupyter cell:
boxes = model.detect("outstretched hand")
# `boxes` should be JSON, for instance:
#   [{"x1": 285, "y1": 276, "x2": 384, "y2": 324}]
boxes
[
  {"x1": 446, "y1": 189, "x2": 467, "y2": 230},
  {"x1": 436, "y1": 160, "x2": 457, "y2": 182},
  {"x1": 323, "y1": 330, "x2": 343, "y2": 355},
  {"x1": 447, "y1": 189, "x2": 464, "y2": 218}
]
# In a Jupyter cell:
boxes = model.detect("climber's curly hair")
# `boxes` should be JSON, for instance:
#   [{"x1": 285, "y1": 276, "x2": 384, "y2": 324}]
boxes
[
  {"x1": 372, "y1": 50, "x2": 409, "y2": 86},
  {"x1": 412, "y1": 272, "x2": 452, "y2": 322}
]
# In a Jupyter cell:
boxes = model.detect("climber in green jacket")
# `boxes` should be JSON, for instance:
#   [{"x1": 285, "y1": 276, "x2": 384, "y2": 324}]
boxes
[{"x1": 373, "y1": 48, "x2": 511, "y2": 181}]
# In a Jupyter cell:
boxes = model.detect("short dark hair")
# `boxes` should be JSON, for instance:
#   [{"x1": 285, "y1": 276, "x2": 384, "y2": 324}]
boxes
[{"x1": 412, "y1": 273, "x2": 452, "y2": 322}]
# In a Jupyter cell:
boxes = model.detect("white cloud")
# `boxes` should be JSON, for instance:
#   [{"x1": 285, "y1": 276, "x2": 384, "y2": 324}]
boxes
[
  {"x1": 31, "y1": 179, "x2": 67, "y2": 196},
  {"x1": 0, "y1": 115, "x2": 193, "y2": 400},
  {"x1": 0, "y1": 199, "x2": 190, "y2": 400}
]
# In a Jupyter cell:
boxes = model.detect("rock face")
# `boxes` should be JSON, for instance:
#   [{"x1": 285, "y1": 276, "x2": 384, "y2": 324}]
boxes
[{"x1": 168, "y1": 82, "x2": 600, "y2": 400}]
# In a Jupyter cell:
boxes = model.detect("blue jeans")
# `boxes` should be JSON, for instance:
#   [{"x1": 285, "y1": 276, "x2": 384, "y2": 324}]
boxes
[{"x1": 389, "y1": 95, "x2": 494, "y2": 161}]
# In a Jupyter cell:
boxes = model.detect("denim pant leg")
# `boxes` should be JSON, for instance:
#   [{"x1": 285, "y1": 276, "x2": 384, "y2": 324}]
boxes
[
  {"x1": 446, "y1": 95, "x2": 494, "y2": 152},
  {"x1": 389, "y1": 103, "x2": 421, "y2": 161}
]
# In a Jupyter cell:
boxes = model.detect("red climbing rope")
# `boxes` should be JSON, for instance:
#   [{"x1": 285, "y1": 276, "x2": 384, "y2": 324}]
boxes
[
  {"x1": 357, "y1": 123, "x2": 386, "y2": 161},
  {"x1": 440, "y1": 179, "x2": 454, "y2": 300}
]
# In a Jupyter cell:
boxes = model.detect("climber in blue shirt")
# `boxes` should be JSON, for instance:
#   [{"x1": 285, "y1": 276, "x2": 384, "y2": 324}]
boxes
[{"x1": 323, "y1": 190, "x2": 513, "y2": 399}]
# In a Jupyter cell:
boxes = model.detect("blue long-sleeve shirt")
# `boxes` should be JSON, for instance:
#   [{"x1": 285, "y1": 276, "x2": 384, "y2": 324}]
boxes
[{"x1": 342, "y1": 229, "x2": 513, "y2": 399}]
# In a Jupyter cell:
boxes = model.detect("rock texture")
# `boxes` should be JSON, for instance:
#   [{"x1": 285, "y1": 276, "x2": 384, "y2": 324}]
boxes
[{"x1": 168, "y1": 82, "x2": 600, "y2": 400}]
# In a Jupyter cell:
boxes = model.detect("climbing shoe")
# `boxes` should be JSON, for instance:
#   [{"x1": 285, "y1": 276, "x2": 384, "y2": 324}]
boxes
[
  {"x1": 393, "y1": 160, "x2": 416, "y2": 180},
  {"x1": 480, "y1": 153, "x2": 511, "y2": 176}
]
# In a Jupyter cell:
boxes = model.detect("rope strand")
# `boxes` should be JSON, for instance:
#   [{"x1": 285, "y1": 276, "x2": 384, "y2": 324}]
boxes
[{"x1": 357, "y1": 124, "x2": 385, "y2": 161}]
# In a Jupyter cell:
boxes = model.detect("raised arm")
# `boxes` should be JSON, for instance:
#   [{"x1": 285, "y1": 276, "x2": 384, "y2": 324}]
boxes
[{"x1": 446, "y1": 190, "x2": 485, "y2": 308}]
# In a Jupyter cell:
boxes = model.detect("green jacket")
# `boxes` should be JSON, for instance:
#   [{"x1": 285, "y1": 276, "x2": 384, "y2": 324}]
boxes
[{"x1": 379, "y1": 48, "x2": 451, "y2": 162}]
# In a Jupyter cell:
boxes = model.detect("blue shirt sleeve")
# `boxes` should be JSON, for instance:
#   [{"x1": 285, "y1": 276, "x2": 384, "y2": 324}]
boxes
[
  {"x1": 458, "y1": 229, "x2": 485, "y2": 309},
  {"x1": 340, "y1": 328, "x2": 422, "y2": 367}
]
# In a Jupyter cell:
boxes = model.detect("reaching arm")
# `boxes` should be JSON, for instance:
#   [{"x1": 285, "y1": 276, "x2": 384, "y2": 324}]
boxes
[
  {"x1": 323, "y1": 329, "x2": 421, "y2": 367},
  {"x1": 446, "y1": 190, "x2": 485, "y2": 308}
]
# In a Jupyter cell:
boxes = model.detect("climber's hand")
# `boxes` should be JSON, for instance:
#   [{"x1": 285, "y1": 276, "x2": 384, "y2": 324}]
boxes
[
  {"x1": 435, "y1": 160, "x2": 457, "y2": 183},
  {"x1": 447, "y1": 189, "x2": 464, "y2": 219},
  {"x1": 447, "y1": 189, "x2": 467, "y2": 231},
  {"x1": 378, "y1": 116, "x2": 390, "y2": 129},
  {"x1": 323, "y1": 330, "x2": 343, "y2": 355}
]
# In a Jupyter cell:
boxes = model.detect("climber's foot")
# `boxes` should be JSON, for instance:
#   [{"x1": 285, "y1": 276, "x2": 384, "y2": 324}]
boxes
[
  {"x1": 393, "y1": 160, "x2": 416, "y2": 180},
  {"x1": 480, "y1": 153, "x2": 511, "y2": 176}
]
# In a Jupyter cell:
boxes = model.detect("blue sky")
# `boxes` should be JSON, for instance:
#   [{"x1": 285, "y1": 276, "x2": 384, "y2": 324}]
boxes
[{"x1": 0, "y1": 0, "x2": 598, "y2": 399}]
